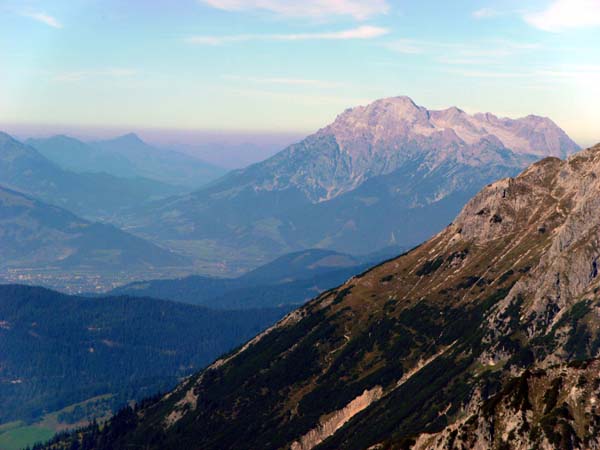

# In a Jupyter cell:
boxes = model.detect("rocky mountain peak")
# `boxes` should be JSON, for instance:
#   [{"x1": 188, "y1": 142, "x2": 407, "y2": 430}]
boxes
[
  {"x1": 453, "y1": 143, "x2": 600, "y2": 259},
  {"x1": 321, "y1": 96, "x2": 432, "y2": 146},
  {"x1": 124, "y1": 100, "x2": 583, "y2": 273},
  {"x1": 414, "y1": 359, "x2": 600, "y2": 449},
  {"x1": 320, "y1": 96, "x2": 578, "y2": 167},
  {"x1": 431, "y1": 105, "x2": 466, "y2": 119},
  {"x1": 262, "y1": 97, "x2": 580, "y2": 203},
  {"x1": 442, "y1": 144, "x2": 600, "y2": 351}
]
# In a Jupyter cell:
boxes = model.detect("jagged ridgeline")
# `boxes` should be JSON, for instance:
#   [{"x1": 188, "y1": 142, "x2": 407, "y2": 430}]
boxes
[{"x1": 44, "y1": 145, "x2": 600, "y2": 449}]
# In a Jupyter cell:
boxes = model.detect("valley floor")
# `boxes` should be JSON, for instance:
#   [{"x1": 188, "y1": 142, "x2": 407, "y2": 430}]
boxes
[{"x1": 0, "y1": 395, "x2": 114, "y2": 450}]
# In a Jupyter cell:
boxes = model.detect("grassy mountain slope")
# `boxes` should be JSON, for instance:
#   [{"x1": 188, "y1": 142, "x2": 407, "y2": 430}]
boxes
[{"x1": 43, "y1": 144, "x2": 600, "y2": 450}]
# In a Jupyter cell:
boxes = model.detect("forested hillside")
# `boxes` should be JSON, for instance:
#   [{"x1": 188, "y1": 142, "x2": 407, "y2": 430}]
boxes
[{"x1": 0, "y1": 285, "x2": 288, "y2": 424}]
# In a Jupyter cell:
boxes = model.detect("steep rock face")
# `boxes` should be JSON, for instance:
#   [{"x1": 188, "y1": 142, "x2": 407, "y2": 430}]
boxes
[
  {"x1": 450, "y1": 146, "x2": 600, "y2": 352},
  {"x1": 217, "y1": 96, "x2": 578, "y2": 204},
  {"x1": 43, "y1": 146, "x2": 600, "y2": 450},
  {"x1": 413, "y1": 360, "x2": 600, "y2": 450},
  {"x1": 128, "y1": 97, "x2": 579, "y2": 271}
]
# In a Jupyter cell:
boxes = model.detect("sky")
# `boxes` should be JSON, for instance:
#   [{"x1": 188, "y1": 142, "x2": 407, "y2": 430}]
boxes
[{"x1": 1, "y1": 0, "x2": 600, "y2": 146}]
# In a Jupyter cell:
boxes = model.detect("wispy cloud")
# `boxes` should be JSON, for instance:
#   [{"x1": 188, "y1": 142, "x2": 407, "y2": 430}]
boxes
[
  {"x1": 383, "y1": 38, "x2": 540, "y2": 64},
  {"x1": 222, "y1": 75, "x2": 346, "y2": 88},
  {"x1": 225, "y1": 86, "x2": 371, "y2": 107},
  {"x1": 472, "y1": 7, "x2": 500, "y2": 19},
  {"x1": 21, "y1": 11, "x2": 62, "y2": 28},
  {"x1": 537, "y1": 65, "x2": 600, "y2": 85},
  {"x1": 444, "y1": 68, "x2": 534, "y2": 79},
  {"x1": 445, "y1": 64, "x2": 600, "y2": 86},
  {"x1": 53, "y1": 68, "x2": 137, "y2": 82},
  {"x1": 200, "y1": 0, "x2": 388, "y2": 20},
  {"x1": 525, "y1": 0, "x2": 600, "y2": 31},
  {"x1": 383, "y1": 39, "x2": 425, "y2": 54},
  {"x1": 186, "y1": 25, "x2": 389, "y2": 45}
]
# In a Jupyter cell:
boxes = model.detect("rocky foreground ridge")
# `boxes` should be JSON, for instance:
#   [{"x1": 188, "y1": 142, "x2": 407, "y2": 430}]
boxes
[{"x1": 44, "y1": 144, "x2": 600, "y2": 449}]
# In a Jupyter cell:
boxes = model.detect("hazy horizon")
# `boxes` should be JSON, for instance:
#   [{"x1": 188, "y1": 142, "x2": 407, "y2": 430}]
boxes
[
  {"x1": 3, "y1": 123, "x2": 306, "y2": 168},
  {"x1": 3, "y1": 97, "x2": 599, "y2": 168},
  {"x1": 2, "y1": 0, "x2": 600, "y2": 147}
]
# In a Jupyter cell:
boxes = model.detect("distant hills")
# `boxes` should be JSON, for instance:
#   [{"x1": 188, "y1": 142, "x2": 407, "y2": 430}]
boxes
[
  {"x1": 27, "y1": 133, "x2": 226, "y2": 188},
  {"x1": 0, "y1": 185, "x2": 187, "y2": 273},
  {"x1": 125, "y1": 96, "x2": 580, "y2": 272},
  {"x1": 0, "y1": 284, "x2": 288, "y2": 426},
  {"x1": 0, "y1": 132, "x2": 182, "y2": 221},
  {"x1": 108, "y1": 248, "x2": 392, "y2": 309}
]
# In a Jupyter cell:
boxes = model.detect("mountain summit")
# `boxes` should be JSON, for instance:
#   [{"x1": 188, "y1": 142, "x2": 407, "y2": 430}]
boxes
[
  {"x1": 273, "y1": 96, "x2": 578, "y2": 202},
  {"x1": 47, "y1": 144, "x2": 600, "y2": 449},
  {"x1": 328, "y1": 97, "x2": 574, "y2": 159},
  {"x1": 127, "y1": 97, "x2": 579, "y2": 272}
]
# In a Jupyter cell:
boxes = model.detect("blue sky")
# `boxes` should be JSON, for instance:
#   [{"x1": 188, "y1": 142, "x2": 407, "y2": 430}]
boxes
[{"x1": 1, "y1": 0, "x2": 600, "y2": 145}]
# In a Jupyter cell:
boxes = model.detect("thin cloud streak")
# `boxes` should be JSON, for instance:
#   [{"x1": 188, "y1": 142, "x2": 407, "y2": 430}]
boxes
[
  {"x1": 383, "y1": 39, "x2": 424, "y2": 54},
  {"x1": 53, "y1": 68, "x2": 137, "y2": 82},
  {"x1": 21, "y1": 11, "x2": 62, "y2": 28},
  {"x1": 199, "y1": 0, "x2": 388, "y2": 20},
  {"x1": 445, "y1": 64, "x2": 600, "y2": 84},
  {"x1": 383, "y1": 38, "x2": 541, "y2": 63},
  {"x1": 445, "y1": 68, "x2": 534, "y2": 79},
  {"x1": 472, "y1": 8, "x2": 500, "y2": 19},
  {"x1": 186, "y1": 26, "x2": 389, "y2": 45},
  {"x1": 225, "y1": 86, "x2": 372, "y2": 107},
  {"x1": 222, "y1": 75, "x2": 347, "y2": 88}
]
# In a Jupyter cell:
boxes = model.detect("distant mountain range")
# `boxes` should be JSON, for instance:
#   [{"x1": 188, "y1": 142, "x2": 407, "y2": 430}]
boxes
[
  {"x1": 0, "y1": 98, "x2": 581, "y2": 282},
  {"x1": 125, "y1": 96, "x2": 580, "y2": 273},
  {"x1": 27, "y1": 133, "x2": 226, "y2": 188},
  {"x1": 50, "y1": 143, "x2": 600, "y2": 450},
  {"x1": 0, "y1": 185, "x2": 187, "y2": 272},
  {"x1": 0, "y1": 132, "x2": 182, "y2": 220}
]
